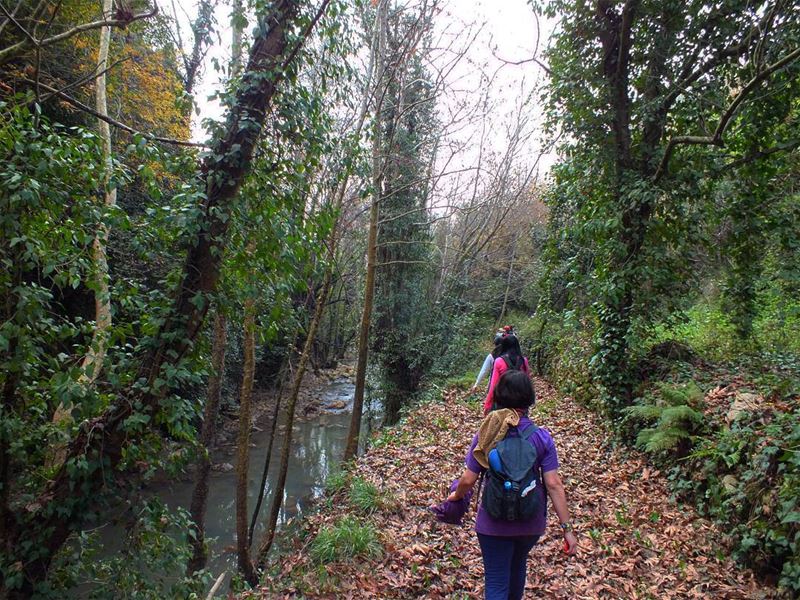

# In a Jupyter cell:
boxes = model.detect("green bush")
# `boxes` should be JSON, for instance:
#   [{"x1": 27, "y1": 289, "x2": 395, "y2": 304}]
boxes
[
  {"x1": 516, "y1": 309, "x2": 601, "y2": 408},
  {"x1": 650, "y1": 287, "x2": 800, "y2": 362},
  {"x1": 677, "y1": 406, "x2": 800, "y2": 594},
  {"x1": 624, "y1": 382, "x2": 706, "y2": 458},
  {"x1": 310, "y1": 516, "x2": 382, "y2": 564},
  {"x1": 48, "y1": 500, "x2": 210, "y2": 599}
]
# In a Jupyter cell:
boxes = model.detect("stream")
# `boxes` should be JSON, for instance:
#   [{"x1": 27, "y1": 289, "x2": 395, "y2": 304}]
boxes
[{"x1": 87, "y1": 376, "x2": 381, "y2": 593}]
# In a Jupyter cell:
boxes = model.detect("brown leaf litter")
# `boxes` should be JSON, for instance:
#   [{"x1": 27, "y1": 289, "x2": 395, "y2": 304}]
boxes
[{"x1": 245, "y1": 378, "x2": 780, "y2": 599}]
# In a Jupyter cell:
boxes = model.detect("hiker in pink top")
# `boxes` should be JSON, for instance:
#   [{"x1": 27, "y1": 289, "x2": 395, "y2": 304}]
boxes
[{"x1": 484, "y1": 332, "x2": 530, "y2": 415}]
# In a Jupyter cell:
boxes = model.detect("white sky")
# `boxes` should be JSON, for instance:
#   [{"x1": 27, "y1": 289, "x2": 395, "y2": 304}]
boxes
[{"x1": 176, "y1": 0, "x2": 555, "y2": 181}]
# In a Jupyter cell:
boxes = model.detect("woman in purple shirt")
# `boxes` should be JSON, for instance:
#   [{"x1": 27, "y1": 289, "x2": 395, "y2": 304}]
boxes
[{"x1": 448, "y1": 371, "x2": 578, "y2": 599}]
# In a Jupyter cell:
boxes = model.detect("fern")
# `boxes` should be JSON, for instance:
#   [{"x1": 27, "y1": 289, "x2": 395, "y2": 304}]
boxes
[
  {"x1": 659, "y1": 405, "x2": 704, "y2": 427},
  {"x1": 623, "y1": 404, "x2": 663, "y2": 423},
  {"x1": 636, "y1": 428, "x2": 691, "y2": 454},
  {"x1": 657, "y1": 381, "x2": 704, "y2": 407},
  {"x1": 629, "y1": 394, "x2": 705, "y2": 458}
]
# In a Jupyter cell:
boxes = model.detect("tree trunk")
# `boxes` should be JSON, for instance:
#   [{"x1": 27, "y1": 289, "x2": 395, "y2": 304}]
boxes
[
  {"x1": 343, "y1": 0, "x2": 386, "y2": 462},
  {"x1": 235, "y1": 299, "x2": 258, "y2": 585},
  {"x1": 247, "y1": 361, "x2": 287, "y2": 547},
  {"x1": 6, "y1": 3, "x2": 314, "y2": 594},
  {"x1": 593, "y1": 0, "x2": 639, "y2": 414},
  {"x1": 187, "y1": 311, "x2": 227, "y2": 575},
  {"x1": 345, "y1": 197, "x2": 379, "y2": 455},
  {"x1": 50, "y1": 0, "x2": 117, "y2": 434},
  {"x1": 256, "y1": 273, "x2": 332, "y2": 564},
  {"x1": 184, "y1": 0, "x2": 218, "y2": 96},
  {"x1": 187, "y1": 0, "x2": 245, "y2": 576}
]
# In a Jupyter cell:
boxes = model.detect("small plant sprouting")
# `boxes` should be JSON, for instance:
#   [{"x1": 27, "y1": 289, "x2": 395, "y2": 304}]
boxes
[{"x1": 310, "y1": 516, "x2": 382, "y2": 564}]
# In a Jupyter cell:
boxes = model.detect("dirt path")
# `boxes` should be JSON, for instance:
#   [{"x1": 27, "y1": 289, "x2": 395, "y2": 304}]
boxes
[{"x1": 257, "y1": 379, "x2": 777, "y2": 599}]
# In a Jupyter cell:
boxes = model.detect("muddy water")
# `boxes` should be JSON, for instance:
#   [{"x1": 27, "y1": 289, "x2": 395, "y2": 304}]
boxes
[{"x1": 149, "y1": 377, "x2": 379, "y2": 576}]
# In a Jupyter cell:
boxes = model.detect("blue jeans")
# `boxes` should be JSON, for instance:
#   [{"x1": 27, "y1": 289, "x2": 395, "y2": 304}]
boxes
[{"x1": 477, "y1": 533, "x2": 540, "y2": 600}]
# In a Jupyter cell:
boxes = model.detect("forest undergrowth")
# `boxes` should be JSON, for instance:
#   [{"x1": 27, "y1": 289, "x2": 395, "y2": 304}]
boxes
[{"x1": 250, "y1": 379, "x2": 778, "y2": 599}]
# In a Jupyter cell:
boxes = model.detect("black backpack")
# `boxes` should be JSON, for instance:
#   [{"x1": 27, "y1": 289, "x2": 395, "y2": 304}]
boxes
[
  {"x1": 482, "y1": 423, "x2": 542, "y2": 521},
  {"x1": 499, "y1": 352, "x2": 525, "y2": 372}
]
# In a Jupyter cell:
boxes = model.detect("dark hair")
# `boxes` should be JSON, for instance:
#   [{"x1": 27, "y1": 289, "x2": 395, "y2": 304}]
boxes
[
  {"x1": 491, "y1": 332, "x2": 504, "y2": 358},
  {"x1": 497, "y1": 334, "x2": 524, "y2": 368},
  {"x1": 494, "y1": 370, "x2": 535, "y2": 410}
]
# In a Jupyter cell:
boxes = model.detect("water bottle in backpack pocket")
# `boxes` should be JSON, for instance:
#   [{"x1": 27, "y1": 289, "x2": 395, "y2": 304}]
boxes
[{"x1": 482, "y1": 423, "x2": 542, "y2": 521}]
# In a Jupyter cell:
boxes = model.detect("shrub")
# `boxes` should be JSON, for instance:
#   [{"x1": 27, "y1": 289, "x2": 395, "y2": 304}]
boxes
[
  {"x1": 48, "y1": 500, "x2": 210, "y2": 599},
  {"x1": 678, "y1": 406, "x2": 800, "y2": 594},
  {"x1": 623, "y1": 382, "x2": 705, "y2": 458},
  {"x1": 310, "y1": 516, "x2": 382, "y2": 564}
]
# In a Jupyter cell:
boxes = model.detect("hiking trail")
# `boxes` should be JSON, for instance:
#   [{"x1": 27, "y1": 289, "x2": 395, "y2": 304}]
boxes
[{"x1": 255, "y1": 379, "x2": 777, "y2": 599}]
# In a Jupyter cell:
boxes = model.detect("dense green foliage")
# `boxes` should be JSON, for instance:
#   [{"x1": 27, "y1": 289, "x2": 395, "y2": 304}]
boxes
[
  {"x1": 534, "y1": 0, "x2": 800, "y2": 416},
  {"x1": 2, "y1": 0, "x2": 800, "y2": 595},
  {"x1": 512, "y1": 0, "x2": 800, "y2": 592},
  {"x1": 0, "y1": 0, "x2": 359, "y2": 594},
  {"x1": 680, "y1": 400, "x2": 800, "y2": 591}
]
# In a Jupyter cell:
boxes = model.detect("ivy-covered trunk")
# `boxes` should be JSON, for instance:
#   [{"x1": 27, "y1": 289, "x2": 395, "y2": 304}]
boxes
[
  {"x1": 371, "y1": 3, "x2": 437, "y2": 425},
  {"x1": 187, "y1": 311, "x2": 228, "y2": 575},
  {"x1": 2, "y1": 2, "x2": 310, "y2": 595}
]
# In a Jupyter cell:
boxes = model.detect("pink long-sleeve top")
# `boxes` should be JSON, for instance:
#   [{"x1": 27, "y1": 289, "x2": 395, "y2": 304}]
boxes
[{"x1": 483, "y1": 355, "x2": 530, "y2": 414}]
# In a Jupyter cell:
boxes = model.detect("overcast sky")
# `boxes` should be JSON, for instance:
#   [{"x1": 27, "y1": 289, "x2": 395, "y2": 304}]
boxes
[{"x1": 176, "y1": 0, "x2": 555, "y2": 180}]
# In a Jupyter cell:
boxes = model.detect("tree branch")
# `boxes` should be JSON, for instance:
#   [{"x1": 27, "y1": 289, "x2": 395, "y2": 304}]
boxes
[
  {"x1": 660, "y1": 8, "x2": 778, "y2": 113},
  {"x1": 0, "y1": 4, "x2": 158, "y2": 66},
  {"x1": 722, "y1": 138, "x2": 800, "y2": 170},
  {"x1": 653, "y1": 45, "x2": 800, "y2": 183},
  {"x1": 39, "y1": 56, "x2": 130, "y2": 104},
  {"x1": 25, "y1": 78, "x2": 205, "y2": 147},
  {"x1": 0, "y1": 0, "x2": 24, "y2": 38}
]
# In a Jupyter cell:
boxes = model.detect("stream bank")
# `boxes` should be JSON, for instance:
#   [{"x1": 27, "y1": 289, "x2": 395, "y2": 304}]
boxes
[{"x1": 91, "y1": 362, "x2": 382, "y2": 589}]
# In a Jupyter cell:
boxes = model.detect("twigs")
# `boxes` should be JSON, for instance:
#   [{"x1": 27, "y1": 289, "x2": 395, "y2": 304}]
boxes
[
  {"x1": 0, "y1": 1, "x2": 36, "y2": 43},
  {"x1": 0, "y1": 0, "x2": 23, "y2": 37},
  {"x1": 22, "y1": 77, "x2": 206, "y2": 148},
  {"x1": 39, "y1": 56, "x2": 131, "y2": 104},
  {"x1": 654, "y1": 45, "x2": 800, "y2": 183},
  {"x1": 0, "y1": 3, "x2": 159, "y2": 66}
]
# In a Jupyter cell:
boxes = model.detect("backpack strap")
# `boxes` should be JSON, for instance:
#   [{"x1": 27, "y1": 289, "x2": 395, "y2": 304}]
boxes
[{"x1": 516, "y1": 422, "x2": 538, "y2": 439}]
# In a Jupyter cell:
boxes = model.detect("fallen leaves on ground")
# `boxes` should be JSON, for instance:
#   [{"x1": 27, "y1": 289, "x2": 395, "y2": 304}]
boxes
[{"x1": 248, "y1": 379, "x2": 779, "y2": 599}]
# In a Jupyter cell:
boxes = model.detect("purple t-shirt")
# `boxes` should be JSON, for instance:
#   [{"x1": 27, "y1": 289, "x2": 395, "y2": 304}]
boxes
[{"x1": 465, "y1": 416, "x2": 559, "y2": 536}]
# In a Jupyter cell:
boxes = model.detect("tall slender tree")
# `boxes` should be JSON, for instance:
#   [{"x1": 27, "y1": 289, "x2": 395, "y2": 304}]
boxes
[
  {"x1": 344, "y1": 0, "x2": 388, "y2": 460},
  {"x1": 371, "y1": 2, "x2": 438, "y2": 424}
]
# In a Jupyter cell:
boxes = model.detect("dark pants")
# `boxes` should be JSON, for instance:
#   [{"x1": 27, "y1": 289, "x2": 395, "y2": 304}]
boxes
[{"x1": 477, "y1": 533, "x2": 540, "y2": 600}]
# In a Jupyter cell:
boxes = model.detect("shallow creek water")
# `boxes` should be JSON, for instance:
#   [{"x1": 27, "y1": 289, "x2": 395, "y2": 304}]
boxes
[{"x1": 90, "y1": 376, "x2": 380, "y2": 591}]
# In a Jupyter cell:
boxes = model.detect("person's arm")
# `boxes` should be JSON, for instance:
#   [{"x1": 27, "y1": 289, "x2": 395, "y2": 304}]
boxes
[
  {"x1": 543, "y1": 469, "x2": 578, "y2": 554},
  {"x1": 447, "y1": 468, "x2": 479, "y2": 501},
  {"x1": 471, "y1": 354, "x2": 494, "y2": 392}
]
